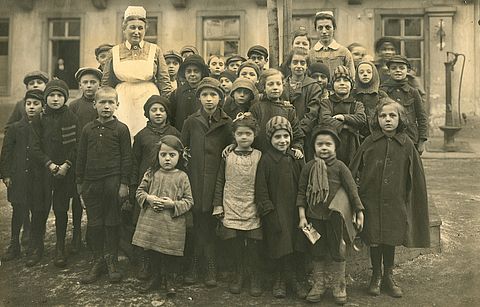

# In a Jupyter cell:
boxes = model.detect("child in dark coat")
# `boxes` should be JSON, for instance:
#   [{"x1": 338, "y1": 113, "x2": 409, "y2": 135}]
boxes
[
  {"x1": 380, "y1": 55, "x2": 428, "y2": 154},
  {"x1": 0, "y1": 89, "x2": 44, "y2": 262},
  {"x1": 30, "y1": 80, "x2": 79, "y2": 268},
  {"x1": 255, "y1": 116, "x2": 305, "y2": 299},
  {"x1": 181, "y1": 77, "x2": 233, "y2": 287},
  {"x1": 169, "y1": 54, "x2": 210, "y2": 131},
  {"x1": 350, "y1": 98, "x2": 430, "y2": 298},
  {"x1": 320, "y1": 65, "x2": 366, "y2": 165},
  {"x1": 132, "y1": 95, "x2": 181, "y2": 280},
  {"x1": 223, "y1": 78, "x2": 259, "y2": 120},
  {"x1": 76, "y1": 86, "x2": 132, "y2": 284},
  {"x1": 297, "y1": 126, "x2": 364, "y2": 304}
]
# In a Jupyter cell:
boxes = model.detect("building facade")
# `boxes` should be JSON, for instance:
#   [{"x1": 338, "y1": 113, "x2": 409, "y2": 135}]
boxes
[{"x1": 0, "y1": 0, "x2": 478, "y2": 135}]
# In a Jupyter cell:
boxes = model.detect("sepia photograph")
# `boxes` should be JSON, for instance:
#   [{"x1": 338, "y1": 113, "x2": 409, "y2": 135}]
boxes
[{"x1": 0, "y1": 0, "x2": 479, "y2": 305}]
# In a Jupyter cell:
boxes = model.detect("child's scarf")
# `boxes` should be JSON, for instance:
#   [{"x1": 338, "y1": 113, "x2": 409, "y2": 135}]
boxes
[
  {"x1": 382, "y1": 76, "x2": 409, "y2": 89},
  {"x1": 306, "y1": 157, "x2": 329, "y2": 207}
]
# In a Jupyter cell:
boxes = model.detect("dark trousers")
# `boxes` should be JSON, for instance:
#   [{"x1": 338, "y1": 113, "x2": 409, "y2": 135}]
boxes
[
  {"x1": 45, "y1": 180, "x2": 72, "y2": 246},
  {"x1": 9, "y1": 202, "x2": 29, "y2": 246},
  {"x1": 30, "y1": 210, "x2": 49, "y2": 252},
  {"x1": 71, "y1": 194, "x2": 83, "y2": 233},
  {"x1": 82, "y1": 176, "x2": 121, "y2": 227}
]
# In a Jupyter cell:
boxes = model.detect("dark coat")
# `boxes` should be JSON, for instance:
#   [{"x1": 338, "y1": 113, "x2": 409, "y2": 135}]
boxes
[
  {"x1": 223, "y1": 97, "x2": 253, "y2": 120},
  {"x1": 0, "y1": 117, "x2": 43, "y2": 205},
  {"x1": 249, "y1": 98, "x2": 305, "y2": 153},
  {"x1": 132, "y1": 122, "x2": 181, "y2": 184},
  {"x1": 320, "y1": 94, "x2": 366, "y2": 165},
  {"x1": 181, "y1": 108, "x2": 233, "y2": 213},
  {"x1": 170, "y1": 82, "x2": 202, "y2": 131},
  {"x1": 255, "y1": 148, "x2": 304, "y2": 259},
  {"x1": 353, "y1": 89, "x2": 388, "y2": 138},
  {"x1": 283, "y1": 76, "x2": 322, "y2": 161},
  {"x1": 69, "y1": 95, "x2": 98, "y2": 133},
  {"x1": 349, "y1": 130, "x2": 430, "y2": 248}
]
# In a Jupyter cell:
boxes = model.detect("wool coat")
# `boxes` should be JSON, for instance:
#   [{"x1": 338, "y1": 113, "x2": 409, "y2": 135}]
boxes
[
  {"x1": 69, "y1": 95, "x2": 98, "y2": 133},
  {"x1": 134, "y1": 168, "x2": 193, "y2": 256},
  {"x1": 349, "y1": 130, "x2": 430, "y2": 248},
  {"x1": 181, "y1": 108, "x2": 233, "y2": 213},
  {"x1": 169, "y1": 82, "x2": 202, "y2": 131},
  {"x1": 0, "y1": 117, "x2": 43, "y2": 205},
  {"x1": 255, "y1": 147, "x2": 304, "y2": 259},
  {"x1": 320, "y1": 94, "x2": 366, "y2": 165}
]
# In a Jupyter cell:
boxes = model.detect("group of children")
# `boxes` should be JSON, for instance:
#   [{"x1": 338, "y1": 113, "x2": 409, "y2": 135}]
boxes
[{"x1": 0, "y1": 36, "x2": 430, "y2": 305}]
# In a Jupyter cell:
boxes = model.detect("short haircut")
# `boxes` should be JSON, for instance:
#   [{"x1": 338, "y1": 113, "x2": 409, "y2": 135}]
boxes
[
  {"x1": 292, "y1": 29, "x2": 312, "y2": 47},
  {"x1": 347, "y1": 42, "x2": 366, "y2": 52},
  {"x1": 284, "y1": 47, "x2": 311, "y2": 74},
  {"x1": 258, "y1": 68, "x2": 283, "y2": 93},
  {"x1": 95, "y1": 86, "x2": 118, "y2": 101},
  {"x1": 232, "y1": 113, "x2": 259, "y2": 135},
  {"x1": 371, "y1": 97, "x2": 408, "y2": 132},
  {"x1": 314, "y1": 13, "x2": 336, "y2": 29},
  {"x1": 207, "y1": 55, "x2": 224, "y2": 66}
]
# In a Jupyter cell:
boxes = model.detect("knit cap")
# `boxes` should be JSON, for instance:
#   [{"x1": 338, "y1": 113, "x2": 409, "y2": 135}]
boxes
[
  {"x1": 265, "y1": 116, "x2": 293, "y2": 140},
  {"x1": 332, "y1": 65, "x2": 354, "y2": 87},
  {"x1": 219, "y1": 70, "x2": 237, "y2": 83},
  {"x1": 143, "y1": 95, "x2": 170, "y2": 119},
  {"x1": 308, "y1": 63, "x2": 330, "y2": 82},
  {"x1": 230, "y1": 78, "x2": 259, "y2": 101},
  {"x1": 178, "y1": 54, "x2": 210, "y2": 79},
  {"x1": 196, "y1": 77, "x2": 225, "y2": 102},
  {"x1": 237, "y1": 60, "x2": 261, "y2": 78},
  {"x1": 247, "y1": 45, "x2": 269, "y2": 59},
  {"x1": 24, "y1": 89, "x2": 45, "y2": 105},
  {"x1": 311, "y1": 124, "x2": 341, "y2": 149},
  {"x1": 164, "y1": 50, "x2": 183, "y2": 64},
  {"x1": 44, "y1": 79, "x2": 69, "y2": 101},
  {"x1": 386, "y1": 55, "x2": 411, "y2": 69},
  {"x1": 23, "y1": 71, "x2": 49, "y2": 86}
]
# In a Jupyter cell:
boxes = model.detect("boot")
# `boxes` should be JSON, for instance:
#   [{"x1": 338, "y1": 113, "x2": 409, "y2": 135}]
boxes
[
  {"x1": 166, "y1": 273, "x2": 177, "y2": 297},
  {"x1": 184, "y1": 255, "x2": 199, "y2": 285},
  {"x1": 272, "y1": 271, "x2": 286, "y2": 298},
  {"x1": 285, "y1": 257, "x2": 307, "y2": 299},
  {"x1": 137, "y1": 250, "x2": 151, "y2": 280},
  {"x1": 1, "y1": 237, "x2": 21, "y2": 262},
  {"x1": 332, "y1": 261, "x2": 347, "y2": 305},
  {"x1": 368, "y1": 269, "x2": 382, "y2": 296},
  {"x1": 229, "y1": 264, "x2": 244, "y2": 294},
  {"x1": 139, "y1": 272, "x2": 160, "y2": 293},
  {"x1": 204, "y1": 256, "x2": 217, "y2": 288},
  {"x1": 26, "y1": 235, "x2": 44, "y2": 267},
  {"x1": 306, "y1": 260, "x2": 326, "y2": 303},
  {"x1": 139, "y1": 255, "x2": 160, "y2": 293},
  {"x1": 105, "y1": 254, "x2": 122, "y2": 283},
  {"x1": 249, "y1": 270, "x2": 262, "y2": 297},
  {"x1": 81, "y1": 256, "x2": 106, "y2": 284},
  {"x1": 53, "y1": 242, "x2": 67, "y2": 268},
  {"x1": 70, "y1": 227, "x2": 82, "y2": 254},
  {"x1": 382, "y1": 267, "x2": 403, "y2": 298}
]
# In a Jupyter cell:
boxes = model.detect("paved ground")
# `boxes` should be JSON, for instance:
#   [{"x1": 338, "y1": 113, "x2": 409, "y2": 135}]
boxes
[{"x1": 0, "y1": 119, "x2": 479, "y2": 306}]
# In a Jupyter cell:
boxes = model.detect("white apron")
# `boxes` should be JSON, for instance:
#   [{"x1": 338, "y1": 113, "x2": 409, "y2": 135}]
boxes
[{"x1": 112, "y1": 43, "x2": 159, "y2": 136}]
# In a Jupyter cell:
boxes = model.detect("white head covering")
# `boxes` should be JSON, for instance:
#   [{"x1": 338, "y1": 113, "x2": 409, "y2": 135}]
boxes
[
  {"x1": 124, "y1": 6, "x2": 146, "y2": 20},
  {"x1": 315, "y1": 10, "x2": 334, "y2": 17}
]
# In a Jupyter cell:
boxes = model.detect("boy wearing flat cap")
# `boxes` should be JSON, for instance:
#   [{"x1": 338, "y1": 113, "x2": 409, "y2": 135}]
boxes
[
  {"x1": 226, "y1": 55, "x2": 247, "y2": 74},
  {"x1": 247, "y1": 45, "x2": 269, "y2": 71},
  {"x1": 180, "y1": 45, "x2": 199, "y2": 59},
  {"x1": 380, "y1": 55, "x2": 428, "y2": 154},
  {"x1": 164, "y1": 50, "x2": 183, "y2": 91},
  {"x1": 95, "y1": 43, "x2": 114, "y2": 71}
]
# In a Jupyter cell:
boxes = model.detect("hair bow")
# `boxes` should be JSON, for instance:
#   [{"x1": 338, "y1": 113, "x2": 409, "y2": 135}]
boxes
[{"x1": 233, "y1": 112, "x2": 252, "y2": 123}]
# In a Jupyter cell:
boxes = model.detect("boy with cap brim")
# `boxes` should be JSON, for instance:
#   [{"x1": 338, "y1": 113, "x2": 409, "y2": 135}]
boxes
[
  {"x1": 247, "y1": 45, "x2": 269, "y2": 70},
  {"x1": 67, "y1": 67, "x2": 103, "y2": 253},
  {"x1": 380, "y1": 55, "x2": 428, "y2": 154},
  {"x1": 181, "y1": 77, "x2": 233, "y2": 287},
  {"x1": 4, "y1": 71, "x2": 49, "y2": 132},
  {"x1": 0, "y1": 89, "x2": 44, "y2": 263},
  {"x1": 226, "y1": 55, "x2": 247, "y2": 74},
  {"x1": 164, "y1": 50, "x2": 183, "y2": 91},
  {"x1": 169, "y1": 54, "x2": 210, "y2": 131},
  {"x1": 180, "y1": 45, "x2": 199, "y2": 59},
  {"x1": 30, "y1": 79, "x2": 79, "y2": 268},
  {"x1": 219, "y1": 70, "x2": 237, "y2": 96},
  {"x1": 95, "y1": 44, "x2": 114, "y2": 71},
  {"x1": 320, "y1": 65, "x2": 366, "y2": 166}
]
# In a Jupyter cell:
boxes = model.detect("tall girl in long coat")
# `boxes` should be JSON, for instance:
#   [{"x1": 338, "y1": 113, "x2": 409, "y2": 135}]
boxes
[
  {"x1": 255, "y1": 116, "x2": 305, "y2": 299},
  {"x1": 349, "y1": 98, "x2": 430, "y2": 298}
]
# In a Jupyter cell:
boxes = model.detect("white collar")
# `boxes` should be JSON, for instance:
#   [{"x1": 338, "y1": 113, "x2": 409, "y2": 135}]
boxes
[
  {"x1": 313, "y1": 39, "x2": 340, "y2": 51},
  {"x1": 125, "y1": 40, "x2": 145, "y2": 50}
]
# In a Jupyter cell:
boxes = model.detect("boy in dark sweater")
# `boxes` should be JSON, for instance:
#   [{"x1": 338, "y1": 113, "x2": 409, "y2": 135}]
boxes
[
  {"x1": 77, "y1": 86, "x2": 132, "y2": 284},
  {"x1": 68, "y1": 67, "x2": 103, "y2": 253},
  {"x1": 0, "y1": 89, "x2": 44, "y2": 262},
  {"x1": 30, "y1": 80, "x2": 79, "y2": 268}
]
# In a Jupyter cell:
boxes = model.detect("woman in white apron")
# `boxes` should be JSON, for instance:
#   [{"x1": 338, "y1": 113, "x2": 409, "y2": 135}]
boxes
[{"x1": 102, "y1": 6, "x2": 172, "y2": 136}]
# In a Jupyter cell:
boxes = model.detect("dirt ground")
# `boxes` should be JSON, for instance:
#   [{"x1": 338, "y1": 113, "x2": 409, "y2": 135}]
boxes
[{"x1": 1, "y1": 134, "x2": 480, "y2": 307}]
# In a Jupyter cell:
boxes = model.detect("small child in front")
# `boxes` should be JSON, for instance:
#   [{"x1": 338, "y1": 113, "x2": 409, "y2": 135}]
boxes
[
  {"x1": 133, "y1": 135, "x2": 193, "y2": 296},
  {"x1": 77, "y1": 86, "x2": 132, "y2": 284},
  {"x1": 296, "y1": 126, "x2": 364, "y2": 304},
  {"x1": 255, "y1": 116, "x2": 305, "y2": 299},
  {"x1": 350, "y1": 98, "x2": 430, "y2": 298},
  {"x1": 212, "y1": 113, "x2": 263, "y2": 297}
]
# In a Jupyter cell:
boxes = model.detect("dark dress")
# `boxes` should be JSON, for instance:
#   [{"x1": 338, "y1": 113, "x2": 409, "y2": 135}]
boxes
[{"x1": 169, "y1": 82, "x2": 201, "y2": 131}]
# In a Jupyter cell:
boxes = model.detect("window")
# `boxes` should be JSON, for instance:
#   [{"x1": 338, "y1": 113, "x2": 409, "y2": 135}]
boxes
[
  {"x1": 0, "y1": 19, "x2": 9, "y2": 95},
  {"x1": 382, "y1": 16, "x2": 424, "y2": 77},
  {"x1": 292, "y1": 14, "x2": 318, "y2": 42},
  {"x1": 202, "y1": 17, "x2": 240, "y2": 57},
  {"x1": 144, "y1": 17, "x2": 158, "y2": 44},
  {"x1": 117, "y1": 14, "x2": 162, "y2": 45},
  {"x1": 49, "y1": 18, "x2": 81, "y2": 89}
]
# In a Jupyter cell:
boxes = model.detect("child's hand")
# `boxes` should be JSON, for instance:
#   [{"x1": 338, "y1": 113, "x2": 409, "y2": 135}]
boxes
[
  {"x1": 118, "y1": 184, "x2": 129, "y2": 200},
  {"x1": 298, "y1": 217, "x2": 309, "y2": 229},
  {"x1": 212, "y1": 206, "x2": 224, "y2": 220},
  {"x1": 2, "y1": 178, "x2": 12, "y2": 188},
  {"x1": 55, "y1": 163, "x2": 69, "y2": 177},
  {"x1": 292, "y1": 148, "x2": 304, "y2": 160},
  {"x1": 354, "y1": 211, "x2": 364, "y2": 232},
  {"x1": 159, "y1": 196, "x2": 175, "y2": 209},
  {"x1": 333, "y1": 114, "x2": 345, "y2": 121},
  {"x1": 222, "y1": 144, "x2": 236, "y2": 159},
  {"x1": 48, "y1": 163, "x2": 60, "y2": 174}
]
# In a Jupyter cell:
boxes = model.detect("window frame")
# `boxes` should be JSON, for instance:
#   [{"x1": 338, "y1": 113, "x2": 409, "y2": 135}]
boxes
[
  {"x1": 196, "y1": 10, "x2": 245, "y2": 58},
  {"x1": 116, "y1": 11, "x2": 163, "y2": 45},
  {"x1": 0, "y1": 17, "x2": 11, "y2": 96}
]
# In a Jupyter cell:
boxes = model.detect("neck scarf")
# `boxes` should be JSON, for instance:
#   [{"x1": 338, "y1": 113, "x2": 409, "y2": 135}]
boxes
[{"x1": 306, "y1": 157, "x2": 330, "y2": 208}]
